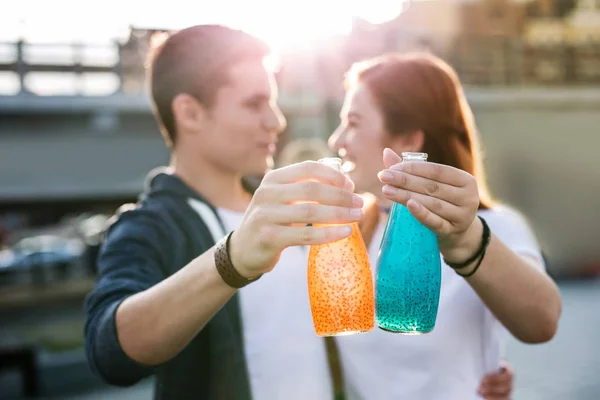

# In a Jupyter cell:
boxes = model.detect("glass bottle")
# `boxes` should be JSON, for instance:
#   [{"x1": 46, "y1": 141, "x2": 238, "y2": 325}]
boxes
[
  {"x1": 375, "y1": 152, "x2": 442, "y2": 334},
  {"x1": 307, "y1": 157, "x2": 375, "y2": 336}
]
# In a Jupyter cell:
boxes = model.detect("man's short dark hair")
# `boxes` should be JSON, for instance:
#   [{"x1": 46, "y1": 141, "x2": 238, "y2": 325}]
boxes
[{"x1": 147, "y1": 25, "x2": 270, "y2": 147}]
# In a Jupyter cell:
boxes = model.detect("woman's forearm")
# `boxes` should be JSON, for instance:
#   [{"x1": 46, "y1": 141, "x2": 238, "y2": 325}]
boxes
[{"x1": 458, "y1": 226, "x2": 561, "y2": 343}]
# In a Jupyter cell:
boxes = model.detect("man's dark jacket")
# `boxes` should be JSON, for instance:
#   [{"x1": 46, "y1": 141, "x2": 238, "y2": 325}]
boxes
[{"x1": 84, "y1": 169, "x2": 253, "y2": 399}]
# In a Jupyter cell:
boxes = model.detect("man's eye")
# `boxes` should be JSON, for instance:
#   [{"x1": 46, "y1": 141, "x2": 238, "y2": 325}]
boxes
[{"x1": 246, "y1": 99, "x2": 264, "y2": 110}]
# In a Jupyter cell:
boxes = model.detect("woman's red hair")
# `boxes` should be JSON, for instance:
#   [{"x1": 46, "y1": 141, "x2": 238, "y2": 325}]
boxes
[{"x1": 346, "y1": 52, "x2": 493, "y2": 209}]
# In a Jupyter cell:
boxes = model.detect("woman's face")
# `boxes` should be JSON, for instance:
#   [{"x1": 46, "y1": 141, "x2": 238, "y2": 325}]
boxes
[{"x1": 329, "y1": 82, "x2": 417, "y2": 196}]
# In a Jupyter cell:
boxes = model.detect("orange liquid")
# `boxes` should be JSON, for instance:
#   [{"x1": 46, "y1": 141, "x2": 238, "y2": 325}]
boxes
[{"x1": 308, "y1": 222, "x2": 375, "y2": 336}]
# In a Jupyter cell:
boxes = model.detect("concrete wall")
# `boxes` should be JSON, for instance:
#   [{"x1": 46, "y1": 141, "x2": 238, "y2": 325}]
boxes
[
  {"x1": 467, "y1": 88, "x2": 599, "y2": 271},
  {"x1": 287, "y1": 88, "x2": 600, "y2": 273},
  {"x1": 0, "y1": 88, "x2": 598, "y2": 273}
]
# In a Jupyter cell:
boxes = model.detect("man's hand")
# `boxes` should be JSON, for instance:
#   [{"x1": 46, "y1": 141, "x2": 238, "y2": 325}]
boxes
[
  {"x1": 230, "y1": 161, "x2": 365, "y2": 278},
  {"x1": 477, "y1": 360, "x2": 514, "y2": 400}
]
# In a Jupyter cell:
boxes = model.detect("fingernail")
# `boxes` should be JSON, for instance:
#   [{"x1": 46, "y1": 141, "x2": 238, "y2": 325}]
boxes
[
  {"x1": 378, "y1": 170, "x2": 393, "y2": 183},
  {"x1": 384, "y1": 148, "x2": 400, "y2": 160},
  {"x1": 382, "y1": 185, "x2": 397, "y2": 195},
  {"x1": 352, "y1": 194, "x2": 364, "y2": 207},
  {"x1": 350, "y1": 208, "x2": 364, "y2": 219},
  {"x1": 339, "y1": 225, "x2": 353, "y2": 236},
  {"x1": 408, "y1": 199, "x2": 420, "y2": 210},
  {"x1": 344, "y1": 178, "x2": 355, "y2": 191}
]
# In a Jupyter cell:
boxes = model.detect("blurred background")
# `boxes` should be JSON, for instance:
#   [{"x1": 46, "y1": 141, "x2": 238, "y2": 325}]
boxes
[{"x1": 0, "y1": 0, "x2": 599, "y2": 398}]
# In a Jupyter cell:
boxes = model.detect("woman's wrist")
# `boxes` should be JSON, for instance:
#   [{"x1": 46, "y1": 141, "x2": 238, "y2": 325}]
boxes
[{"x1": 440, "y1": 217, "x2": 484, "y2": 265}]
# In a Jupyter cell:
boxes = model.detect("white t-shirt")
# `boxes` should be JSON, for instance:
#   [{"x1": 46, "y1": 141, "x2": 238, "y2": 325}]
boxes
[
  {"x1": 188, "y1": 199, "x2": 333, "y2": 400},
  {"x1": 335, "y1": 205, "x2": 546, "y2": 400}
]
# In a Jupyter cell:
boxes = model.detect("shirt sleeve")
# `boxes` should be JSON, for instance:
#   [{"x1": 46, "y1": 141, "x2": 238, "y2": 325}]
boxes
[
  {"x1": 481, "y1": 206, "x2": 548, "y2": 372},
  {"x1": 83, "y1": 207, "x2": 173, "y2": 386},
  {"x1": 483, "y1": 206, "x2": 547, "y2": 272}
]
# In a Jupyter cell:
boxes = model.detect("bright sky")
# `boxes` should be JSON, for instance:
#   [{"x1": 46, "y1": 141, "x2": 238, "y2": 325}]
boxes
[
  {"x1": 0, "y1": 0, "x2": 404, "y2": 52},
  {"x1": 0, "y1": 0, "x2": 404, "y2": 95}
]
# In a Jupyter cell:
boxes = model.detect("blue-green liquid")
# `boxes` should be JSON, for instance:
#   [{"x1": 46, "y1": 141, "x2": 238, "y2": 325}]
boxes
[{"x1": 375, "y1": 203, "x2": 441, "y2": 334}]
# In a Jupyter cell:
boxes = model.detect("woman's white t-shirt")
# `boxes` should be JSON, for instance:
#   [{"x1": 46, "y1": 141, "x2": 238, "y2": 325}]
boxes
[{"x1": 335, "y1": 206, "x2": 546, "y2": 400}]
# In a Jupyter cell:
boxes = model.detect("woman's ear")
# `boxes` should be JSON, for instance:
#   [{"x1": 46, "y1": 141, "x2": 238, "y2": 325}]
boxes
[{"x1": 389, "y1": 129, "x2": 425, "y2": 155}]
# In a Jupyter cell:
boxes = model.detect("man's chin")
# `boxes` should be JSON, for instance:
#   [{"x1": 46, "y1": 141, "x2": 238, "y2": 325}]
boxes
[
  {"x1": 266, "y1": 156, "x2": 274, "y2": 170},
  {"x1": 244, "y1": 157, "x2": 272, "y2": 177}
]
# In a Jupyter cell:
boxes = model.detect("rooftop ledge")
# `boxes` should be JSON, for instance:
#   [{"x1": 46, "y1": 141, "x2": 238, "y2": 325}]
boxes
[{"x1": 0, "y1": 86, "x2": 599, "y2": 114}]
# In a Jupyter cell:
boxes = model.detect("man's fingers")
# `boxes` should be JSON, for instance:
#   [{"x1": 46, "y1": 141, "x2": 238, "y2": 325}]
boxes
[
  {"x1": 263, "y1": 160, "x2": 353, "y2": 190},
  {"x1": 255, "y1": 181, "x2": 364, "y2": 208},
  {"x1": 478, "y1": 366, "x2": 513, "y2": 398},
  {"x1": 256, "y1": 204, "x2": 364, "y2": 225},
  {"x1": 274, "y1": 224, "x2": 355, "y2": 247}
]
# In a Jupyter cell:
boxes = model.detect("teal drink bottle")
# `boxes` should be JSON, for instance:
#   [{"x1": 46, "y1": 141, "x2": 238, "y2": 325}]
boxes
[{"x1": 375, "y1": 152, "x2": 441, "y2": 334}]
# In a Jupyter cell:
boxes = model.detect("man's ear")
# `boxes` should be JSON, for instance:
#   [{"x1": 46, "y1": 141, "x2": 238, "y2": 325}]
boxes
[{"x1": 171, "y1": 93, "x2": 206, "y2": 138}]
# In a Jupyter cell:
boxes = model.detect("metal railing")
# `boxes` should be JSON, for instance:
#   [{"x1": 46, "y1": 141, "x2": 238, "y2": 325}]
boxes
[
  {"x1": 447, "y1": 36, "x2": 600, "y2": 86},
  {"x1": 1, "y1": 33, "x2": 599, "y2": 98},
  {"x1": 0, "y1": 39, "x2": 147, "y2": 96}
]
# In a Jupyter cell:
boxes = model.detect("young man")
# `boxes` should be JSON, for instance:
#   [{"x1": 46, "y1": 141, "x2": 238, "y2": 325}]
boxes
[
  {"x1": 84, "y1": 25, "x2": 364, "y2": 400},
  {"x1": 85, "y1": 24, "x2": 515, "y2": 399}
]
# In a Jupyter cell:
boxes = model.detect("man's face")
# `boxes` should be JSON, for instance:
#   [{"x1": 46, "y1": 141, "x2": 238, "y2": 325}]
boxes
[{"x1": 190, "y1": 59, "x2": 286, "y2": 176}]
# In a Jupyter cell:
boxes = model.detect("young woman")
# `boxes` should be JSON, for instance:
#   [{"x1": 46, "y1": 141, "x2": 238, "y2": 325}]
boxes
[{"x1": 329, "y1": 52, "x2": 561, "y2": 399}]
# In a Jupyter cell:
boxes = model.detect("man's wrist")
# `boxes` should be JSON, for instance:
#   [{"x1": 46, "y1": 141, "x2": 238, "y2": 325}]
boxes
[{"x1": 214, "y1": 231, "x2": 261, "y2": 289}]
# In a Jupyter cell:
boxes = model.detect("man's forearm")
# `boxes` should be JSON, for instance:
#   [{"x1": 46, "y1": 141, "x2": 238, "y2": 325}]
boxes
[{"x1": 115, "y1": 247, "x2": 237, "y2": 366}]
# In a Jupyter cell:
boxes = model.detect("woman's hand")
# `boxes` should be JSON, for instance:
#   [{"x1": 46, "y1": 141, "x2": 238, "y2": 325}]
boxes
[
  {"x1": 377, "y1": 148, "x2": 482, "y2": 262},
  {"x1": 229, "y1": 161, "x2": 365, "y2": 278}
]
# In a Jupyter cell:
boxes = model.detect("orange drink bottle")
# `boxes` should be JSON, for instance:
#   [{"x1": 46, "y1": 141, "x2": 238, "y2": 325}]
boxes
[{"x1": 307, "y1": 157, "x2": 375, "y2": 336}]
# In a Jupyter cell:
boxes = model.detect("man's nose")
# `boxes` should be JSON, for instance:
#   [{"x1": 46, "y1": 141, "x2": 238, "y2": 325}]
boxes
[
  {"x1": 265, "y1": 105, "x2": 287, "y2": 134},
  {"x1": 328, "y1": 126, "x2": 346, "y2": 153}
]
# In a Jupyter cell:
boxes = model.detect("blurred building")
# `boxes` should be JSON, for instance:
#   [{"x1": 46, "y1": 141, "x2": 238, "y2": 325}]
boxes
[
  {"x1": 0, "y1": 3, "x2": 599, "y2": 397},
  {"x1": 274, "y1": 0, "x2": 600, "y2": 275},
  {"x1": 0, "y1": 0, "x2": 598, "y2": 267},
  {"x1": 0, "y1": 2, "x2": 599, "y2": 273}
]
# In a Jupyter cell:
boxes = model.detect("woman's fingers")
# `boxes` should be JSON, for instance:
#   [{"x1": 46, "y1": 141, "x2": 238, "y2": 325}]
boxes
[{"x1": 379, "y1": 169, "x2": 464, "y2": 206}]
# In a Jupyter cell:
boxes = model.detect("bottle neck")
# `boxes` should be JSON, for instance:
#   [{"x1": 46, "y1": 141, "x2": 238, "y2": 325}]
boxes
[
  {"x1": 401, "y1": 152, "x2": 428, "y2": 162},
  {"x1": 318, "y1": 157, "x2": 343, "y2": 172}
]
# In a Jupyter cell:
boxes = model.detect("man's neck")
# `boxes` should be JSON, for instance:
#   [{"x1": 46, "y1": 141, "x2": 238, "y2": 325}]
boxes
[{"x1": 170, "y1": 154, "x2": 252, "y2": 212}]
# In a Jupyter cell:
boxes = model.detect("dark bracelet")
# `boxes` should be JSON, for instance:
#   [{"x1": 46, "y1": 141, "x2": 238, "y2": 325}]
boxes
[
  {"x1": 214, "y1": 231, "x2": 261, "y2": 289},
  {"x1": 456, "y1": 248, "x2": 487, "y2": 278},
  {"x1": 444, "y1": 216, "x2": 491, "y2": 271}
]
